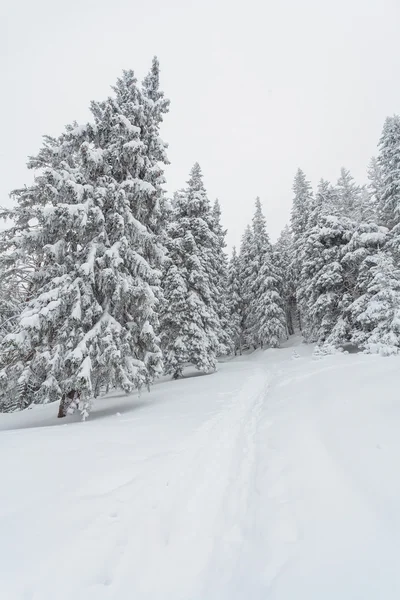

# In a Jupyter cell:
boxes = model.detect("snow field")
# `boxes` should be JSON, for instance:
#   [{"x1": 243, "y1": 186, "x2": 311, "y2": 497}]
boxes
[{"x1": 1, "y1": 339, "x2": 400, "y2": 599}]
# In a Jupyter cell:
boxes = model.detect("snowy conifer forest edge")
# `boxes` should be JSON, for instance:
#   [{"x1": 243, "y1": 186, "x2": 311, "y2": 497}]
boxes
[{"x1": 1, "y1": 57, "x2": 399, "y2": 419}]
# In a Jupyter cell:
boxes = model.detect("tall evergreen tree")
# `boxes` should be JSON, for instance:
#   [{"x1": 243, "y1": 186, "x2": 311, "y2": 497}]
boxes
[
  {"x1": 227, "y1": 246, "x2": 243, "y2": 354},
  {"x1": 307, "y1": 179, "x2": 337, "y2": 228},
  {"x1": 252, "y1": 196, "x2": 270, "y2": 256},
  {"x1": 290, "y1": 169, "x2": 313, "y2": 329},
  {"x1": 241, "y1": 197, "x2": 286, "y2": 348},
  {"x1": 367, "y1": 157, "x2": 384, "y2": 222},
  {"x1": 377, "y1": 115, "x2": 400, "y2": 230},
  {"x1": 274, "y1": 226, "x2": 295, "y2": 334},
  {"x1": 0, "y1": 60, "x2": 169, "y2": 418},
  {"x1": 210, "y1": 199, "x2": 234, "y2": 354},
  {"x1": 255, "y1": 252, "x2": 287, "y2": 347},
  {"x1": 291, "y1": 168, "x2": 313, "y2": 240},
  {"x1": 247, "y1": 198, "x2": 271, "y2": 347},
  {"x1": 239, "y1": 225, "x2": 255, "y2": 348},
  {"x1": 348, "y1": 252, "x2": 400, "y2": 355},
  {"x1": 325, "y1": 222, "x2": 387, "y2": 348},
  {"x1": 376, "y1": 115, "x2": 400, "y2": 271},
  {"x1": 297, "y1": 215, "x2": 355, "y2": 342},
  {"x1": 335, "y1": 167, "x2": 362, "y2": 220},
  {"x1": 160, "y1": 163, "x2": 221, "y2": 378}
]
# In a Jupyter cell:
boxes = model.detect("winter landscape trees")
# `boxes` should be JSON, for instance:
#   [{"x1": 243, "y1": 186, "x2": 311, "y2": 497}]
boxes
[
  {"x1": 0, "y1": 60, "x2": 169, "y2": 418},
  {"x1": 160, "y1": 163, "x2": 222, "y2": 379},
  {"x1": 1, "y1": 58, "x2": 400, "y2": 418}
]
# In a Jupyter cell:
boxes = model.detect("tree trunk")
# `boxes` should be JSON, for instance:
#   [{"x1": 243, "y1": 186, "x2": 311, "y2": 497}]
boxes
[
  {"x1": 57, "y1": 390, "x2": 76, "y2": 418},
  {"x1": 286, "y1": 303, "x2": 294, "y2": 336}
]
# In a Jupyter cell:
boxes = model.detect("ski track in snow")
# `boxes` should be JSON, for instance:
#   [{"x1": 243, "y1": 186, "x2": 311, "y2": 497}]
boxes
[{"x1": 1, "y1": 338, "x2": 400, "y2": 599}]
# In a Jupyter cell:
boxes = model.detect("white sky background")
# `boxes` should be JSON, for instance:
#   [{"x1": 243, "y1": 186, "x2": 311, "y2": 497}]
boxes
[{"x1": 1, "y1": 0, "x2": 400, "y2": 248}]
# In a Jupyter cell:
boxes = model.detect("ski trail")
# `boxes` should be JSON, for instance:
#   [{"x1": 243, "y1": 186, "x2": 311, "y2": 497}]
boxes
[
  {"x1": 111, "y1": 363, "x2": 271, "y2": 600},
  {"x1": 220, "y1": 356, "x2": 301, "y2": 599},
  {"x1": 200, "y1": 353, "x2": 301, "y2": 600},
  {"x1": 200, "y1": 378, "x2": 268, "y2": 597}
]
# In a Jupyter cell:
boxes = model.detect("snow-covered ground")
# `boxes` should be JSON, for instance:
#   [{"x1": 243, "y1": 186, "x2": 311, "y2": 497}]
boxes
[{"x1": 1, "y1": 337, "x2": 400, "y2": 599}]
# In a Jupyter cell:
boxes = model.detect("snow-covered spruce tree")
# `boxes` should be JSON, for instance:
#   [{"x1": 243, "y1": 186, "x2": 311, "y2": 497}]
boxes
[
  {"x1": 347, "y1": 251, "x2": 400, "y2": 355},
  {"x1": 297, "y1": 117, "x2": 400, "y2": 351},
  {"x1": 246, "y1": 197, "x2": 272, "y2": 347},
  {"x1": 377, "y1": 115, "x2": 400, "y2": 230},
  {"x1": 0, "y1": 60, "x2": 169, "y2": 418},
  {"x1": 297, "y1": 215, "x2": 355, "y2": 343},
  {"x1": 290, "y1": 169, "x2": 313, "y2": 328},
  {"x1": 297, "y1": 178, "x2": 361, "y2": 346},
  {"x1": 367, "y1": 157, "x2": 384, "y2": 222},
  {"x1": 324, "y1": 221, "x2": 387, "y2": 348},
  {"x1": 306, "y1": 179, "x2": 338, "y2": 228},
  {"x1": 141, "y1": 56, "x2": 171, "y2": 234},
  {"x1": 252, "y1": 196, "x2": 271, "y2": 256},
  {"x1": 238, "y1": 225, "x2": 255, "y2": 349},
  {"x1": 291, "y1": 168, "x2": 313, "y2": 241},
  {"x1": 294, "y1": 178, "x2": 326, "y2": 334},
  {"x1": 376, "y1": 114, "x2": 400, "y2": 270},
  {"x1": 0, "y1": 129, "x2": 89, "y2": 414},
  {"x1": 335, "y1": 167, "x2": 362, "y2": 221},
  {"x1": 240, "y1": 197, "x2": 286, "y2": 348},
  {"x1": 255, "y1": 250, "x2": 287, "y2": 347},
  {"x1": 210, "y1": 199, "x2": 234, "y2": 354},
  {"x1": 227, "y1": 246, "x2": 243, "y2": 354},
  {"x1": 274, "y1": 225, "x2": 295, "y2": 335},
  {"x1": 161, "y1": 163, "x2": 221, "y2": 379},
  {"x1": 343, "y1": 222, "x2": 387, "y2": 296}
]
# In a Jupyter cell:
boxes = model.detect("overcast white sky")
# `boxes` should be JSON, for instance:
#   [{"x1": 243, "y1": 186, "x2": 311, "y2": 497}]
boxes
[{"x1": 2, "y1": 0, "x2": 400, "y2": 248}]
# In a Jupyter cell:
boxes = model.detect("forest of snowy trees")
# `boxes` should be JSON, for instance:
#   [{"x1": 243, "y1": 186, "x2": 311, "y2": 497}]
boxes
[{"x1": 1, "y1": 58, "x2": 400, "y2": 419}]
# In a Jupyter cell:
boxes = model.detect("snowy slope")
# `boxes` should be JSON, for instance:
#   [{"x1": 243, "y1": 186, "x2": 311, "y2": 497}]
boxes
[{"x1": 1, "y1": 338, "x2": 400, "y2": 599}]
